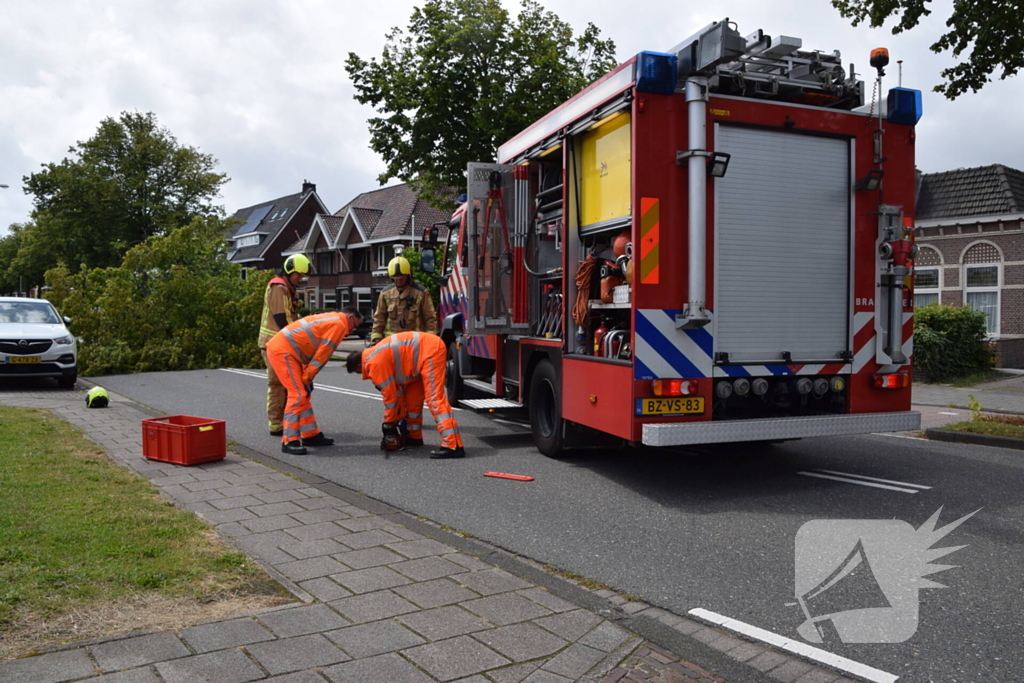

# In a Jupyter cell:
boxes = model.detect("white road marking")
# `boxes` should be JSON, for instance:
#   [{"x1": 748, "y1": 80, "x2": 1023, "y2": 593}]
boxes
[
  {"x1": 938, "y1": 411, "x2": 960, "y2": 416},
  {"x1": 220, "y1": 368, "x2": 381, "y2": 401},
  {"x1": 812, "y1": 468, "x2": 931, "y2": 490},
  {"x1": 688, "y1": 608, "x2": 898, "y2": 683},
  {"x1": 219, "y1": 368, "x2": 465, "y2": 409},
  {"x1": 875, "y1": 433, "x2": 927, "y2": 441},
  {"x1": 797, "y1": 471, "x2": 919, "y2": 494},
  {"x1": 493, "y1": 418, "x2": 530, "y2": 429}
]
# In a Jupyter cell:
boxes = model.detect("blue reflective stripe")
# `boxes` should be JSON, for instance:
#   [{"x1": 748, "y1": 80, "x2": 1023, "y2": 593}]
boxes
[{"x1": 635, "y1": 312, "x2": 704, "y2": 378}]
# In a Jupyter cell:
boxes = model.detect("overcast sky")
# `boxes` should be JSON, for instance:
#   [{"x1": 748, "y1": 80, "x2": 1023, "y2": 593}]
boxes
[{"x1": 1, "y1": 0, "x2": 1018, "y2": 237}]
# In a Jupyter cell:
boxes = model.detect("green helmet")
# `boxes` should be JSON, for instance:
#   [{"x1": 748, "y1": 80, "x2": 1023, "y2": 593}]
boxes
[
  {"x1": 284, "y1": 254, "x2": 311, "y2": 275},
  {"x1": 85, "y1": 386, "x2": 109, "y2": 409}
]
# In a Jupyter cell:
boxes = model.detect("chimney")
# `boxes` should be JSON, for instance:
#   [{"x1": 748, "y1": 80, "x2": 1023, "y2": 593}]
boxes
[{"x1": 302, "y1": 179, "x2": 316, "y2": 195}]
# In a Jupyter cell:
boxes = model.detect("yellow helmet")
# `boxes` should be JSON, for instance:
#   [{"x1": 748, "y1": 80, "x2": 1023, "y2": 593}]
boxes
[
  {"x1": 85, "y1": 386, "x2": 109, "y2": 408},
  {"x1": 388, "y1": 256, "x2": 411, "y2": 278},
  {"x1": 284, "y1": 254, "x2": 311, "y2": 275}
]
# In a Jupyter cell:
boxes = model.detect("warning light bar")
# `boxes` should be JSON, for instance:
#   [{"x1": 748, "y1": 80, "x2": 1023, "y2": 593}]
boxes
[
  {"x1": 652, "y1": 379, "x2": 700, "y2": 396},
  {"x1": 873, "y1": 373, "x2": 910, "y2": 389}
]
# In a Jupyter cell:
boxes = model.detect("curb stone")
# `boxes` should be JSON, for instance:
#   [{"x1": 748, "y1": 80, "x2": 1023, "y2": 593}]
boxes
[{"x1": 925, "y1": 427, "x2": 1024, "y2": 450}]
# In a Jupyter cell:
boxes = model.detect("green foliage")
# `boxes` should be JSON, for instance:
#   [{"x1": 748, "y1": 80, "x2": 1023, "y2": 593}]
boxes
[
  {"x1": 402, "y1": 247, "x2": 446, "y2": 305},
  {"x1": 968, "y1": 394, "x2": 983, "y2": 420},
  {"x1": 831, "y1": 0, "x2": 1023, "y2": 99},
  {"x1": 913, "y1": 303, "x2": 994, "y2": 382},
  {"x1": 44, "y1": 216, "x2": 269, "y2": 376},
  {"x1": 346, "y1": 0, "x2": 617, "y2": 206},
  {"x1": 16, "y1": 111, "x2": 227, "y2": 285}
]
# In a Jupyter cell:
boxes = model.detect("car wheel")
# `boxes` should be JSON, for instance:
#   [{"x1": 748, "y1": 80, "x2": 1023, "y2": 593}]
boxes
[{"x1": 58, "y1": 370, "x2": 77, "y2": 389}]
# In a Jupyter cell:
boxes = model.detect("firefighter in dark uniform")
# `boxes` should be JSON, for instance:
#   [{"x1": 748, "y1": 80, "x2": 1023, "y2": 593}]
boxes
[{"x1": 370, "y1": 256, "x2": 438, "y2": 343}]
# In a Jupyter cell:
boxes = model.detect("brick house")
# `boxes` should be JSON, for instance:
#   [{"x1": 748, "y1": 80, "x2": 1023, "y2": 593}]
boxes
[
  {"x1": 226, "y1": 181, "x2": 329, "y2": 276},
  {"x1": 282, "y1": 183, "x2": 453, "y2": 325},
  {"x1": 914, "y1": 164, "x2": 1024, "y2": 367}
]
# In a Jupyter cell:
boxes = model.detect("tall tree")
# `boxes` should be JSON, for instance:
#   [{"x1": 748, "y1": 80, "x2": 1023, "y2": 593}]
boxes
[
  {"x1": 346, "y1": 0, "x2": 617, "y2": 205},
  {"x1": 831, "y1": 0, "x2": 1023, "y2": 98},
  {"x1": 22, "y1": 111, "x2": 228, "y2": 272}
]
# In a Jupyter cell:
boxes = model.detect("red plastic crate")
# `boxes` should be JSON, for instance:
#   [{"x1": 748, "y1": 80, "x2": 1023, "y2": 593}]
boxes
[{"x1": 142, "y1": 415, "x2": 226, "y2": 466}]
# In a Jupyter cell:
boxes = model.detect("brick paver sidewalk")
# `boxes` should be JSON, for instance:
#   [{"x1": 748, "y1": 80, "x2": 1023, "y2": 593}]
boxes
[{"x1": 0, "y1": 385, "x2": 853, "y2": 683}]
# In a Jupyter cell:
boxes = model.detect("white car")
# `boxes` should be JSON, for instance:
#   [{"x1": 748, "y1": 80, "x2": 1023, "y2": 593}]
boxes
[{"x1": 0, "y1": 297, "x2": 78, "y2": 389}]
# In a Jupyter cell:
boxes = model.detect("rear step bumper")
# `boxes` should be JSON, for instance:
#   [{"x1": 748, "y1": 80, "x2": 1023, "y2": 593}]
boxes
[
  {"x1": 642, "y1": 412, "x2": 921, "y2": 447},
  {"x1": 459, "y1": 398, "x2": 524, "y2": 412}
]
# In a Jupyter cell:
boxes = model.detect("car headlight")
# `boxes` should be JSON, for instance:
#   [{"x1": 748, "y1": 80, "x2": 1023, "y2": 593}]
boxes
[{"x1": 54, "y1": 335, "x2": 73, "y2": 345}]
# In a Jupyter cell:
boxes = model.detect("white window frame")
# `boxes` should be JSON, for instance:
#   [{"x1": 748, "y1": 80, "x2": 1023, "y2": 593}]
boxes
[
  {"x1": 377, "y1": 244, "x2": 390, "y2": 270},
  {"x1": 914, "y1": 267, "x2": 940, "y2": 308},
  {"x1": 322, "y1": 293, "x2": 336, "y2": 309},
  {"x1": 963, "y1": 262, "x2": 1000, "y2": 337}
]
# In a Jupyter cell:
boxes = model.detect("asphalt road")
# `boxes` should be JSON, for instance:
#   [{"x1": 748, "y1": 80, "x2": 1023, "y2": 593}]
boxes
[{"x1": 84, "y1": 367, "x2": 1023, "y2": 683}]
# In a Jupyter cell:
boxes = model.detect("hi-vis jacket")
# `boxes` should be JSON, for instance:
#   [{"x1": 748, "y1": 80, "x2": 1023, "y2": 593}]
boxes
[
  {"x1": 266, "y1": 312, "x2": 354, "y2": 385},
  {"x1": 258, "y1": 276, "x2": 299, "y2": 348},
  {"x1": 370, "y1": 282, "x2": 438, "y2": 342}
]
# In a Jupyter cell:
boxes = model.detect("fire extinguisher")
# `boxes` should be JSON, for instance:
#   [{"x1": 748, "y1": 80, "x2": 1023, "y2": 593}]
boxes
[{"x1": 593, "y1": 318, "x2": 609, "y2": 355}]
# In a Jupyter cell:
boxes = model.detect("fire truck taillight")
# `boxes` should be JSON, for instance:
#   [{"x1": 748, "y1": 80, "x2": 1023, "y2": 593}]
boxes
[
  {"x1": 652, "y1": 379, "x2": 699, "y2": 396},
  {"x1": 873, "y1": 373, "x2": 910, "y2": 389}
]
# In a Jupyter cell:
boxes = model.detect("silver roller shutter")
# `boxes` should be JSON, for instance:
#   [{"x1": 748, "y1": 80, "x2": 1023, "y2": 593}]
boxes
[{"x1": 715, "y1": 125, "x2": 851, "y2": 364}]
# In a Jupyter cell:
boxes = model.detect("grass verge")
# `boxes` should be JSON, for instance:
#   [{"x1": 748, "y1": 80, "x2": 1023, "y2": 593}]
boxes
[
  {"x1": 938, "y1": 414, "x2": 1024, "y2": 439},
  {"x1": 0, "y1": 407, "x2": 292, "y2": 658}
]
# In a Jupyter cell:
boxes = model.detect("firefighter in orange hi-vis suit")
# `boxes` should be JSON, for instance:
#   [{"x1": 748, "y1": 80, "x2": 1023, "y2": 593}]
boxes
[
  {"x1": 346, "y1": 331, "x2": 465, "y2": 459},
  {"x1": 267, "y1": 307, "x2": 362, "y2": 456}
]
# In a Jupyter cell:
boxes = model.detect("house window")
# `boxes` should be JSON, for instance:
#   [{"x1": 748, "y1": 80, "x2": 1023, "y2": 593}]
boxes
[
  {"x1": 965, "y1": 265, "x2": 999, "y2": 335},
  {"x1": 236, "y1": 235, "x2": 260, "y2": 247},
  {"x1": 377, "y1": 244, "x2": 391, "y2": 270},
  {"x1": 318, "y1": 252, "x2": 334, "y2": 275},
  {"x1": 356, "y1": 290, "x2": 373, "y2": 319},
  {"x1": 322, "y1": 293, "x2": 336, "y2": 309},
  {"x1": 353, "y1": 249, "x2": 370, "y2": 272},
  {"x1": 962, "y1": 243, "x2": 1001, "y2": 336},
  {"x1": 914, "y1": 268, "x2": 940, "y2": 308},
  {"x1": 336, "y1": 287, "x2": 352, "y2": 310}
]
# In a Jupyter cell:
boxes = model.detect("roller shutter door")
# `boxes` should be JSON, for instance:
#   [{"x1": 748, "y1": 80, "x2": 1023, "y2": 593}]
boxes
[{"x1": 715, "y1": 126, "x2": 851, "y2": 364}]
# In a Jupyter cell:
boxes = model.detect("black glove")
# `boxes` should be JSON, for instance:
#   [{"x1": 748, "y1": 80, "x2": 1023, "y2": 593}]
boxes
[{"x1": 305, "y1": 383, "x2": 314, "y2": 395}]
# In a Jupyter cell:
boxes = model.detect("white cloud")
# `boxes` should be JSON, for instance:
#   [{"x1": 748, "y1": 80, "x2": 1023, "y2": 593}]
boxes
[{"x1": 1, "y1": 0, "x2": 1018, "y2": 237}]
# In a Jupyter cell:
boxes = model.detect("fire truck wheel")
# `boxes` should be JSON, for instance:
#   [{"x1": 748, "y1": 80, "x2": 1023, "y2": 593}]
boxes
[
  {"x1": 529, "y1": 360, "x2": 564, "y2": 458},
  {"x1": 445, "y1": 343, "x2": 463, "y2": 403}
]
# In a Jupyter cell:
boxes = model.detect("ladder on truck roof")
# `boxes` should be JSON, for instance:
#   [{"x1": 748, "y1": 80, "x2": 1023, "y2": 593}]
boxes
[{"x1": 673, "y1": 18, "x2": 865, "y2": 109}]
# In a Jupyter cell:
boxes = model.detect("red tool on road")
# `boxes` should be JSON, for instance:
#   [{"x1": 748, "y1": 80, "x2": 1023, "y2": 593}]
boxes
[{"x1": 483, "y1": 472, "x2": 534, "y2": 482}]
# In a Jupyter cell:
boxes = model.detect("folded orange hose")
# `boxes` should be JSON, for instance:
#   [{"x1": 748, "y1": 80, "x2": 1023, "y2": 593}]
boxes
[
  {"x1": 483, "y1": 472, "x2": 535, "y2": 482},
  {"x1": 572, "y1": 254, "x2": 597, "y2": 326}
]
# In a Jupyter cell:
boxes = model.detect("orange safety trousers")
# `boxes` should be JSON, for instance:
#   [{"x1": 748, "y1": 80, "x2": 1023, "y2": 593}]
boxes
[
  {"x1": 363, "y1": 332, "x2": 463, "y2": 450},
  {"x1": 267, "y1": 351, "x2": 321, "y2": 443},
  {"x1": 266, "y1": 312, "x2": 353, "y2": 444}
]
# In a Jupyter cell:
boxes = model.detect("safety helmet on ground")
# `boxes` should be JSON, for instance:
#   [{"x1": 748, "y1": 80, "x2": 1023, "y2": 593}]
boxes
[
  {"x1": 284, "y1": 254, "x2": 312, "y2": 275},
  {"x1": 387, "y1": 256, "x2": 412, "y2": 278},
  {"x1": 85, "y1": 386, "x2": 109, "y2": 409}
]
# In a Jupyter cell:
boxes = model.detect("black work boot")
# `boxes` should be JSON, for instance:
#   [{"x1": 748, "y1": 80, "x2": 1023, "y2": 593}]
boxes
[
  {"x1": 282, "y1": 441, "x2": 307, "y2": 455},
  {"x1": 429, "y1": 446, "x2": 465, "y2": 459},
  {"x1": 406, "y1": 437, "x2": 424, "y2": 447},
  {"x1": 303, "y1": 433, "x2": 335, "y2": 447},
  {"x1": 269, "y1": 429, "x2": 283, "y2": 437}
]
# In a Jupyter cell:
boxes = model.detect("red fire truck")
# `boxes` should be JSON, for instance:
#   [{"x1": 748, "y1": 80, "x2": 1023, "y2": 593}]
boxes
[{"x1": 422, "y1": 18, "x2": 923, "y2": 457}]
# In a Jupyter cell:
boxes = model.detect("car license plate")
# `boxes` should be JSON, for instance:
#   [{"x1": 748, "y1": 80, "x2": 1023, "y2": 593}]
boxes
[
  {"x1": 636, "y1": 397, "x2": 705, "y2": 416},
  {"x1": 8, "y1": 356, "x2": 41, "y2": 364}
]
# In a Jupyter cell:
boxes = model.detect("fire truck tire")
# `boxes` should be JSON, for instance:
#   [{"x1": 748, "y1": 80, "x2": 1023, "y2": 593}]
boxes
[
  {"x1": 445, "y1": 343, "x2": 463, "y2": 404},
  {"x1": 529, "y1": 360, "x2": 565, "y2": 458}
]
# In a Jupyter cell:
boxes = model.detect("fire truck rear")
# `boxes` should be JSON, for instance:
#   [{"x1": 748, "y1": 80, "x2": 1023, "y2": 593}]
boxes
[{"x1": 425, "y1": 18, "x2": 924, "y2": 457}]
